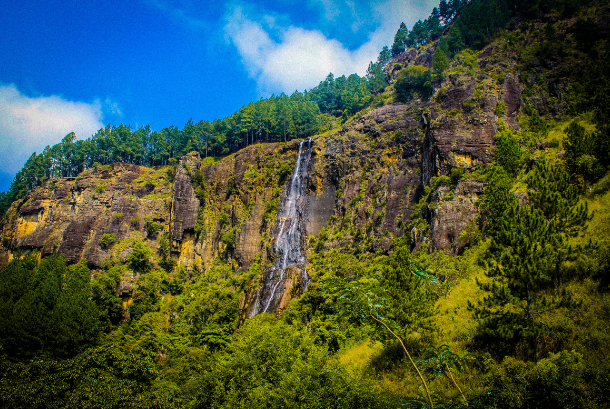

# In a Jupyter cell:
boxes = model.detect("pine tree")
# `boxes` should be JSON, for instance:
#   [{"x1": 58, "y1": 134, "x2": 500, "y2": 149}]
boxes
[
  {"x1": 495, "y1": 129, "x2": 522, "y2": 177},
  {"x1": 391, "y1": 22, "x2": 409, "y2": 56},
  {"x1": 377, "y1": 45, "x2": 391, "y2": 68},
  {"x1": 470, "y1": 202, "x2": 578, "y2": 354},
  {"x1": 563, "y1": 121, "x2": 603, "y2": 182},
  {"x1": 480, "y1": 165, "x2": 516, "y2": 236},
  {"x1": 432, "y1": 43, "x2": 449, "y2": 79},
  {"x1": 472, "y1": 160, "x2": 587, "y2": 355},
  {"x1": 527, "y1": 159, "x2": 590, "y2": 287},
  {"x1": 366, "y1": 61, "x2": 387, "y2": 94},
  {"x1": 447, "y1": 24, "x2": 465, "y2": 55},
  {"x1": 381, "y1": 246, "x2": 438, "y2": 342},
  {"x1": 439, "y1": 0, "x2": 453, "y2": 24}
]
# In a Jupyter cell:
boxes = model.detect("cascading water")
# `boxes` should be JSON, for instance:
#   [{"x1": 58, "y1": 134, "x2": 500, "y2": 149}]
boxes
[{"x1": 249, "y1": 139, "x2": 313, "y2": 316}]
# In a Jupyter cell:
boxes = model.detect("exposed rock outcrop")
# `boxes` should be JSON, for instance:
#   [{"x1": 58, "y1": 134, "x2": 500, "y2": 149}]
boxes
[
  {"x1": 0, "y1": 163, "x2": 173, "y2": 269},
  {"x1": 429, "y1": 181, "x2": 484, "y2": 254},
  {"x1": 170, "y1": 152, "x2": 201, "y2": 244}
]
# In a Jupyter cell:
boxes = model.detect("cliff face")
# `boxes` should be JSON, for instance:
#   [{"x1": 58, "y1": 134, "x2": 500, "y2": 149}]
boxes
[
  {"x1": 0, "y1": 36, "x2": 524, "y2": 314},
  {"x1": 0, "y1": 163, "x2": 172, "y2": 269}
]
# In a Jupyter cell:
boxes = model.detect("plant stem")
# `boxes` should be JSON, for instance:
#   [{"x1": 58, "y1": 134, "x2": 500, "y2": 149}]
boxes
[
  {"x1": 445, "y1": 363, "x2": 468, "y2": 406},
  {"x1": 370, "y1": 314, "x2": 434, "y2": 409}
]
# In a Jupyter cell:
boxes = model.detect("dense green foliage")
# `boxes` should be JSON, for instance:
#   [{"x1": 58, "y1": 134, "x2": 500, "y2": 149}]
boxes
[
  {"x1": 189, "y1": 316, "x2": 394, "y2": 409},
  {"x1": 0, "y1": 255, "x2": 102, "y2": 359},
  {"x1": 395, "y1": 66, "x2": 433, "y2": 102},
  {"x1": 0, "y1": 345, "x2": 175, "y2": 408}
]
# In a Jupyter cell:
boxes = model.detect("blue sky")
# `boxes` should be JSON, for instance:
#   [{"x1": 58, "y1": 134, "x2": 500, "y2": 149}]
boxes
[{"x1": 0, "y1": 0, "x2": 438, "y2": 191}]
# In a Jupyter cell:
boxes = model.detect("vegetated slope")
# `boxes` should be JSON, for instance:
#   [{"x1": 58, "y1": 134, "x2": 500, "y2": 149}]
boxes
[{"x1": 1, "y1": 0, "x2": 610, "y2": 408}]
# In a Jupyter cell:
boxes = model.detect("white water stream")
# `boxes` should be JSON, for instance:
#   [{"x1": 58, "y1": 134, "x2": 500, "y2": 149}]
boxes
[{"x1": 250, "y1": 139, "x2": 313, "y2": 316}]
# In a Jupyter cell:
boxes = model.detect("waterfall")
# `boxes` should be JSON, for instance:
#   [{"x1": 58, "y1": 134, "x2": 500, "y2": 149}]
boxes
[{"x1": 249, "y1": 139, "x2": 313, "y2": 316}]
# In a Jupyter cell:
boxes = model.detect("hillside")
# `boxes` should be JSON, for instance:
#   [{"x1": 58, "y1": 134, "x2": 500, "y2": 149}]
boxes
[{"x1": 1, "y1": 0, "x2": 610, "y2": 407}]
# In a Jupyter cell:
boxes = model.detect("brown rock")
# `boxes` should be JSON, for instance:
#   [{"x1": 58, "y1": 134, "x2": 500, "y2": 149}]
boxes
[
  {"x1": 429, "y1": 181, "x2": 483, "y2": 254},
  {"x1": 170, "y1": 152, "x2": 202, "y2": 243}
]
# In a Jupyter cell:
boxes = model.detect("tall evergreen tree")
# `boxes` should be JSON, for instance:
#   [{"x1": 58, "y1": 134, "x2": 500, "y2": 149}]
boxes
[
  {"x1": 432, "y1": 43, "x2": 450, "y2": 79},
  {"x1": 391, "y1": 22, "x2": 409, "y2": 56},
  {"x1": 447, "y1": 24, "x2": 465, "y2": 54},
  {"x1": 381, "y1": 246, "x2": 438, "y2": 342},
  {"x1": 564, "y1": 121, "x2": 603, "y2": 182},
  {"x1": 494, "y1": 129, "x2": 522, "y2": 177},
  {"x1": 439, "y1": 0, "x2": 453, "y2": 23},
  {"x1": 527, "y1": 159, "x2": 590, "y2": 287},
  {"x1": 480, "y1": 165, "x2": 517, "y2": 236},
  {"x1": 470, "y1": 202, "x2": 578, "y2": 355}
]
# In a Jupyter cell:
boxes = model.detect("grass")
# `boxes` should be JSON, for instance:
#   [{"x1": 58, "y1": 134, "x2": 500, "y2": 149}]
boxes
[{"x1": 338, "y1": 341, "x2": 384, "y2": 373}]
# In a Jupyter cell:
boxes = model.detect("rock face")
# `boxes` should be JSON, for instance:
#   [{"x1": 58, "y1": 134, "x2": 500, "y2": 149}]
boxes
[
  {"x1": 429, "y1": 181, "x2": 484, "y2": 254},
  {"x1": 0, "y1": 163, "x2": 173, "y2": 270},
  {"x1": 170, "y1": 152, "x2": 201, "y2": 244}
]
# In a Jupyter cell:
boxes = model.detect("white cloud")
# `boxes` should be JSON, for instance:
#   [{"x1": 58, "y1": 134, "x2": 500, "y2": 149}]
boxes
[
  {"x1": 224, "y1": 0, "x2": 439, "y2": 94},
  {"x1": 0, "y1": 84, "x2": 104, "y2": 174}
]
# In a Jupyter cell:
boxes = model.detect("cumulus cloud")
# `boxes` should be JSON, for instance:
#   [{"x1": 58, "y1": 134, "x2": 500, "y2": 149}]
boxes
[
  {"x1": 224, "y1": 0, "x2": 438, "y2": 94},
  {"x1": 0, "y1": 84, "x2": 104, "y2": 175},
  {"x1": 224, "y1": 7, "x2": 375, "y2": 93}
]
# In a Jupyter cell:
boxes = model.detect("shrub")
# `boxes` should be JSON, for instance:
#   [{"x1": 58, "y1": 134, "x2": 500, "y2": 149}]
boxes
[
  {"x1": 395, "y1": 65, "x2": 433, "y2": 102},
  {"x1": 375, "y1": 211, "x2": 385, "y2": 225},
  {"x1": 145, "y1": 219, "x2": 163, "y2": 236},
  {"x1": 277, "y1": 161, "x2": 293, "y2": 184},
  {"x1": 191, "y1": 169, "x2": 203, "y2": 186},
  {"x1": 128, "y1": 240, "x2": 153, "y2": 271},
  {"x1": 218, "y1": 212, "x2": 231, "y2": 229},
  {"x1": 220, "y1": 232, "x2": 236, "y2": 256},
  {"x1": 130, "y1": 216, "x2": 140, "y2": 229},
  {"x1": 448, "y1": 108, "x2": 461, "y2": 117},
  {"x1": 227, "y1": 177, "x2": 237, "y2": 195},
  {"x1": 462, "y1": 99, "x2": 478, "y2": 113},
  {"x1": 99, "y1": 233, "x2": 116, "y2": 248},
  {"x1": 495, "y1": 101, "x2": 506, "y2": 116},
  {"x1": 492, "y1": 72, "x2": 506, "y2": 85}
]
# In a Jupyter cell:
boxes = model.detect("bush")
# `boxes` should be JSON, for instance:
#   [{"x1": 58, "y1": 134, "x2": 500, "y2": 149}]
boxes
[
  {"x1": 0, "y1": 346, "x2": 174, "y2": 408},
  {"x1": 191, "y1": 317, "x2": 396, "y2": 408},
  {"x1": 145, "y1": 219, "x2": 163, "y2": 236},
  {"x1": 483, "y1": 351, "x2": 610, "y2": 409},
  {"x1": 277, "y1": 161, "x2": 294, "y2": 184},
  {"x1": 495, "y1": 101, "x2": 507, "y2": 116},
  {"x1": 99, "y1": 164, "x2": 112, "y2": 173},
  {"x1": 220, "y1": 232, "x2": 236, "y2": 256},
  {"x1": 99, "y1": 233, "x2": 117, "y2": 248},
  {"x1": 128, "y1": 240, "x2": 153, "y2": 272},
  {"x1": 462, "y1": 99, "x2": 478, "y2": 113},
  {"x1": 130, "y1": 216, "x2": 141, "y2": 229},
  {"x1": 395, "y1": 65, "x2": 433, "y2": 102}
]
